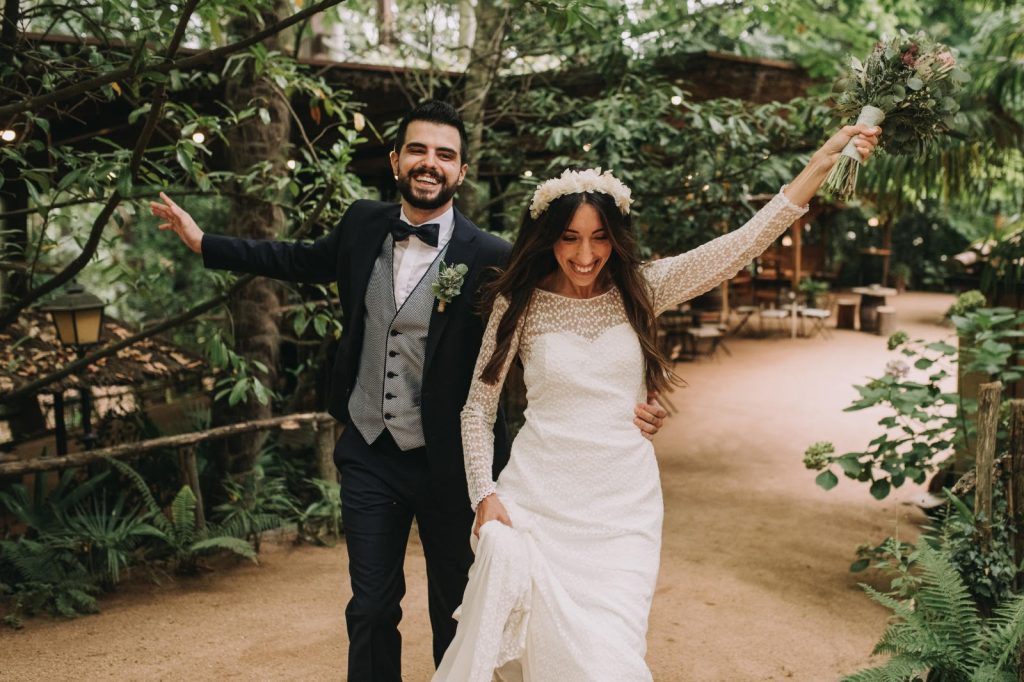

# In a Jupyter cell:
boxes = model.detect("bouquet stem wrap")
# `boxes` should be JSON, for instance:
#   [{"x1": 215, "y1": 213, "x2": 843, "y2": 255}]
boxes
[{"x1": 823, "y1": 105, "x2": 886, "y2": 200}]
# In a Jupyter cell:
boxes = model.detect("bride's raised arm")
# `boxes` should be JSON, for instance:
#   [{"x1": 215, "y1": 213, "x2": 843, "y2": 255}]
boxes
[
  {"x1": 642, "y1": 124, "x2": 880, "y2": 314},
  {"x1": 642, "y1": 189, "x2": 809, "y2": 314},
  {"x1": 461, "y1": 295, "x2": 521, "y2": 511}
]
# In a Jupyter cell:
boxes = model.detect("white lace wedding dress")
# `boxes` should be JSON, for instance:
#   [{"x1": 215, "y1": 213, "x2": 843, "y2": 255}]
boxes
[{"x1": 433, "y1": 190, "x2": 807, "y2": 681}]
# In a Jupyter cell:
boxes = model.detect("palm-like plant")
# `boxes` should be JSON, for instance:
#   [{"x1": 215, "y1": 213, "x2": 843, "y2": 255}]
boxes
[
  {"x1": 843, "y1": 545, "x2": 1024, "y2": 681},
  {"x1": 0, "y1": 468, "x2": 110, "y2": 537},
  {"x1": 57, "y1": 493, "x2": 163, "y2": 589}
]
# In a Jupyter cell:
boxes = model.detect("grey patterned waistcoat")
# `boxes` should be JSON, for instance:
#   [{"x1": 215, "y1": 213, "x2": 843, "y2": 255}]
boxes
[{"x1": 348, "y1": 235, "x2": 447, "y2": 451}]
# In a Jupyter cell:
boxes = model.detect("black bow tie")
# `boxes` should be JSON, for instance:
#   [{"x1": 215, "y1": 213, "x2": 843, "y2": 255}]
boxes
[{"x1": 390, "y1": 219, "x2": 440, "y2": 247}]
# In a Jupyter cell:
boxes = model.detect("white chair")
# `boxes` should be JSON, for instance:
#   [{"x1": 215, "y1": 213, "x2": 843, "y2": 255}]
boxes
[
  {"x1": 729, "y1": 305, "x2": 760, "y2": 336},
  {"x1": 799, "y1": 308, "x2": 832, "y2": 339},
  {"x1": 758, "y1": 307, "x2": 790, "y2": 335},
  {"x1": 685, "y1": 325, "x2": 730, "y2": 360}
]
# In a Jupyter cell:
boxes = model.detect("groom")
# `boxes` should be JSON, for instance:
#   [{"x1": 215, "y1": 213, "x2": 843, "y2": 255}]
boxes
[{"x1": 151, "y1": 100, "x2": 665, "y2": 680}]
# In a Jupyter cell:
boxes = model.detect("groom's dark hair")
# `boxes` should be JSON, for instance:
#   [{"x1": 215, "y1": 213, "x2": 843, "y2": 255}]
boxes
[{"x1": 394, "y1": 100, "x2": 469, "y2": 163}]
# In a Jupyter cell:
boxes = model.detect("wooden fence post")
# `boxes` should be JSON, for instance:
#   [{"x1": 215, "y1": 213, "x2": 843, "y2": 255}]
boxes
[
  {"x1": 314, "y1": 419, "x2": 339, "y2": 483},
  {"x1": 177, "y1": 444, "x2": 205, "y2": 530},
  {"x1": 1008, "y1": 399, "x2": 1024, "y2": 590},
  {"x1": 976, "y1": 381, "x2": 1002, "y2": 551}
]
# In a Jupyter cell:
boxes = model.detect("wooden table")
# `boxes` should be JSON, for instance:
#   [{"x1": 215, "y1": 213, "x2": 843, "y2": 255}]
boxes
[{"x1": 851, "y1": 286, "x2": 898, "y2": 332}]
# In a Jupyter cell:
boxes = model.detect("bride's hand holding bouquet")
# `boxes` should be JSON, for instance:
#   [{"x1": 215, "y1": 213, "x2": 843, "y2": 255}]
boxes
[
  {"x1": 783, "y1": 124, "x2": 881, "y2": 207},
  {"x1": 822, "y1": 30, "x2": 969, "y2": 199}
]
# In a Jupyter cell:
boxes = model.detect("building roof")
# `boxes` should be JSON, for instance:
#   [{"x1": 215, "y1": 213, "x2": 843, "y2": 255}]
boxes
[{"x1": 0, "y1": 311, "x2": 204, "y2": 396}]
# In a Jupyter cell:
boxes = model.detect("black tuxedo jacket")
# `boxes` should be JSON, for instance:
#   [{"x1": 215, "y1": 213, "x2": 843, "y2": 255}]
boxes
[{"x1": 202, "y1": 200, "x2": 512, "y2": 502}]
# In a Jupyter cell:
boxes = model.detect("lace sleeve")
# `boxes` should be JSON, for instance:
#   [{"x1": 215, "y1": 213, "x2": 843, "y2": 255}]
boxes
[
  {"x1": 461, "y1": 295, "x2": 521, "y2": 510},
  {"x1": 642, "y1": 188, "x2": 809, "y2": 314}
]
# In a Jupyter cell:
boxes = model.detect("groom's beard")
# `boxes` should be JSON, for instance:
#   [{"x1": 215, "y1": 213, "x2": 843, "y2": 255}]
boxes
[{"x1": 396, "y1": 166, "x2": 458, "y2": 210}]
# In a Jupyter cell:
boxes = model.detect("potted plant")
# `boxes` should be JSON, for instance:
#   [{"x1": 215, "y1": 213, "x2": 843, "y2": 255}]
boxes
[
  {"x1": 891, "y1": 262, "x2": 912, "y2": 293},
  {"x1": 797, "y1": 277, "x2": 830, "y2": 309}
]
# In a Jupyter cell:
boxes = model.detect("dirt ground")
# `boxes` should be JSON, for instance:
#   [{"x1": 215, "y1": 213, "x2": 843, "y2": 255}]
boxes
[{"x1": 0, "y1": 292, "x2": 955, "y2": 681}]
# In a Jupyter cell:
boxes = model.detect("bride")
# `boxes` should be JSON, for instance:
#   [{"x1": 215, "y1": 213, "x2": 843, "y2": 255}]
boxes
[{"x1": 434, "y1": 124, "x2": 880, "y2": 680}]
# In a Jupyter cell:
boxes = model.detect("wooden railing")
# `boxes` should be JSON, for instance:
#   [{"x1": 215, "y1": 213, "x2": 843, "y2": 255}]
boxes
[{"x1": 0, "y1": 412, "x2": 339, "y2": 528}]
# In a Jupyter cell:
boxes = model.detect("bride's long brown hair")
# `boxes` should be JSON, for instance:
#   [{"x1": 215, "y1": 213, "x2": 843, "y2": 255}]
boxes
[{"x1": 479, "y1": 190, "x2": 679, "y2": 393}]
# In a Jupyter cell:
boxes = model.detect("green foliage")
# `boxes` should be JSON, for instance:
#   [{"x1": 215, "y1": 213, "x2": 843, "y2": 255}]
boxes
[
  {"x1": 0, "y1": 469, "x2": 111, "y2": 538},
  {"x1": 158, "y1": 485, "x2": 258, "y2": 575},
  {"x1": 106, "y1": 459, "x2": 257, "y2": 574},
  {"x1": 805, "y1": 306, "x2": 1024, "y2": 498},
  {"x1": 842, "y1": 545, "x2": 1024, "y2": 681},
  {"x1": 55, "y1": 493, "x2": 162, "y2": 590},
  {"x1": 2, "y1": 0, "x2": 366, "y2": 411},
  {"x1": 939, "y1": 489, "x2": 1019, "y2": 609},
  {"x1": 0, "y1": 538, "x2": 99, "y2": 625},
  {"x1": 850, "y1": 537, "x2": 920, "y2": 597},
  {"x1": 948, "y1": 289, "x2": 990, "y2": 317},
  {"x1": 798, "y1": 277, "x2": 830, "y2": 307},
  {"x1": 493, "y1": 72, "x2": 830, "y2": 254},
  {"x1": 213, "y1": 467, "x2": 295, "y2": 553},
  {"x1": 294, "y1": 478, "x2": 343, "y2": 546}
]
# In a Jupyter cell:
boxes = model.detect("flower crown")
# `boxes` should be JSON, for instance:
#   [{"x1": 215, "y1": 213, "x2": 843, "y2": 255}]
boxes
[{"x1": 528, "y1": 168, "x2": 633, "y2": 219}]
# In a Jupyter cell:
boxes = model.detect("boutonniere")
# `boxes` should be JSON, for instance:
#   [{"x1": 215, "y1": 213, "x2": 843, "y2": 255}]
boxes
[{"x1": 432, "y1": 262, "x2": 469, "y2": 312}]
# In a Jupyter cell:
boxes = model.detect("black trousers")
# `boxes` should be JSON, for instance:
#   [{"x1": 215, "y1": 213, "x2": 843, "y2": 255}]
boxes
[{"x1": 334, "y1": 425, "x2": 475, "y2": 682}]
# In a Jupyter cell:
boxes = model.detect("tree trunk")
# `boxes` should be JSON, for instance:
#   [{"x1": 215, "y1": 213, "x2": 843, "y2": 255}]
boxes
[
  {"x1": 215, "y1": 3, "x2": 292, "y2": 476},
  {"x1": 458, "y1": 0, "x2": 476, "y2": 56},
  {"x1": 456, "y1": 0, "x2": 509, "y2": 224},
  {"x1": 377, "y1": 0, "x2": 395, "y2": 47}
]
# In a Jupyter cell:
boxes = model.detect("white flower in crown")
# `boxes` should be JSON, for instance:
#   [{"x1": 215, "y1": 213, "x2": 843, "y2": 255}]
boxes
[{"x1": 529, "y1": 168, "x2": 633, "y2": 219}]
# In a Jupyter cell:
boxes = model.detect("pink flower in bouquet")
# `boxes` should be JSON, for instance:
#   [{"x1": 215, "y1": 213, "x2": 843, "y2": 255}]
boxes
[
  {"x1": 901, "y1": 44, "x2": 919, "y2": 67},
  {"x1": 937, "y1": 51, "x2": 956, "y2": 69}
]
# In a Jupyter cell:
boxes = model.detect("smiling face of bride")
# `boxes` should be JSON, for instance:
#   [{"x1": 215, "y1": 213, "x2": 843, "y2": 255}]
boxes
[{"x1": 549, "y1": 202, "x2": 614, "y2": 298}]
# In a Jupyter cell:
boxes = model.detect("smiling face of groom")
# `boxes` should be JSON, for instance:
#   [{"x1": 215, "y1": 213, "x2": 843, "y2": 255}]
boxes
[{"x1": 390, "y1": 120, "x2": 468, "y2": 214}]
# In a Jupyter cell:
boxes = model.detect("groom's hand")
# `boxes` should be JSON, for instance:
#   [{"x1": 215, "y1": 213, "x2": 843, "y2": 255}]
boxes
[
  {"x1": 150, "y1": 192, "x2": 204, "y2": 254},
  {"x1": 634, "y1": 392, "x2": 667, "y2": 441},
  {"x1": 474, "y1": 493, "x2": 512, "y2": 537}
]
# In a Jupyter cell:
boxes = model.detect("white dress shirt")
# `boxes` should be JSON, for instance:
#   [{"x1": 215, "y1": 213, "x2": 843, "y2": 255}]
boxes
[{"x1": 392, "y1": 206, "x2": 455, "y2": 308}]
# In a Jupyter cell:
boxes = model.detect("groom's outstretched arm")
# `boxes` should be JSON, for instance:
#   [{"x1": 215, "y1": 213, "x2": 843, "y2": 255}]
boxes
[{"x1": 150, "y1": 192, "x2": 342, "y2": 284}]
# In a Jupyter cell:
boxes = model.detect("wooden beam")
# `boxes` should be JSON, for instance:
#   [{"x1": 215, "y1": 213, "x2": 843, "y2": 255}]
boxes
[
  {"x1": 0, "y1": 411, "x2": 335, "y2": 476},
  {"x1": 976, "y1": 381, "x2": 1002, "y2": 551},
  {"x1": 1009, "y1": 400, "x2": 1024, "y2": 588},
  {"x1": 791, "y1": 217, "x2": 803, "y2": 290}
]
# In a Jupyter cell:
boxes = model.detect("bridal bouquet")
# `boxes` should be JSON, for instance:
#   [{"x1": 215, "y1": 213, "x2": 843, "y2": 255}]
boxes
[{"x1": 823, "y1": 31, "x2": 970, "y2": 200}]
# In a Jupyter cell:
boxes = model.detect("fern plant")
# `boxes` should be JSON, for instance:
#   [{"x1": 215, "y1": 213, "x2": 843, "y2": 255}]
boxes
[
  {"x1": 107, "y1": 459, "x2": 257, "y2": 574},
  {"x1": 295, "y1": 477, "x2": 342, "y2": 546},
  {"x1": 213, "y1": 467, "x2": 294, "y2": 552},
  {"x1": 843, "y1": 545, "x2": 1024, "y2": 681},
  {"x1": 159, "y1": 485, "x2": 258, "y2": 574},
  {"x1": 0, "y1": 537, "x2": 99, "y2": 626}
]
